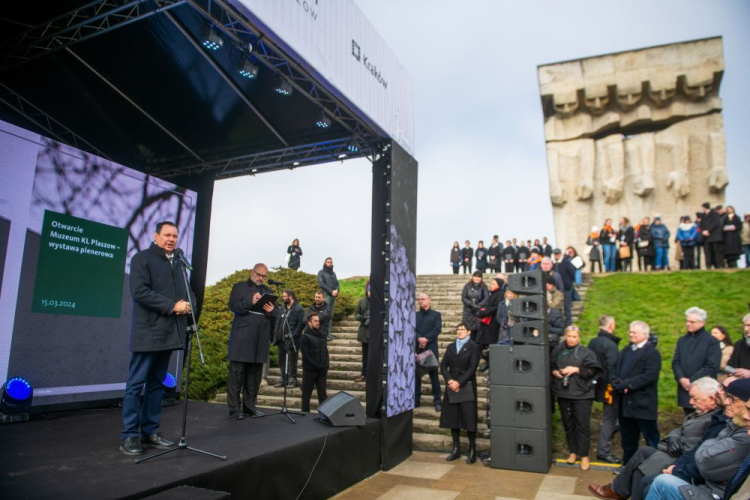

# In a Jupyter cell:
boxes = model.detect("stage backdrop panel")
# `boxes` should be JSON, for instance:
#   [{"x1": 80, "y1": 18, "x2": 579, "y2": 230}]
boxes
[{"x1": 0, "y1": 120, "x2": 197, "y2": 409}]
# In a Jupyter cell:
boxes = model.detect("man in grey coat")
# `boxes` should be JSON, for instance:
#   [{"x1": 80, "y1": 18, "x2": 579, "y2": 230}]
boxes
[{"x1": 673, "y1": 307, "x2": 721, "y2": 414}]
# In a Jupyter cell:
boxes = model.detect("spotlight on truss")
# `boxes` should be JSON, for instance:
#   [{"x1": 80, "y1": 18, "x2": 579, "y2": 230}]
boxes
[
  {"x1": 315, "y1": 110, "x2": 332, "y2": 129},
  {"x1": 238, "y1": 59, "x2": 259, "y2": 79},
  {"x1": 274, "y1": 74, "x2": 293, "y2": 95},
  {"x1": 347, "y1": 138, "x2": 362, "y2": 153},
  {"x1": 201, "y1": 25, "x2": 223, "y2": 51}
]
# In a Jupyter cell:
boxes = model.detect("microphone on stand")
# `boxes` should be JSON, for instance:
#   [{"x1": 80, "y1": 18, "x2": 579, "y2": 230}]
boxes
[
  {"x1": 268, "y1": 279, "x2": 286, "y2": 286},
  {"x1": 174, "y1": 248, "x2": 193, "y2": 271}
]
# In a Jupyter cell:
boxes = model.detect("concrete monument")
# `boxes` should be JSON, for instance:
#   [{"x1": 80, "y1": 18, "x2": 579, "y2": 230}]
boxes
[{"x1": 537, "y1": 37, "x2": 728, "y2": 267}]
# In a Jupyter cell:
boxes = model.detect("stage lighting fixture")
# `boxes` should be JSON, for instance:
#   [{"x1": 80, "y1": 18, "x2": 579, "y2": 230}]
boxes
[
  {"x1": 161, "y1": 372, "x2": 179, "y2": 407},
  {"x1": 162, "y1": 372, "x2": 177, "y2": 390},
  {"x1": 201, "y1": 25, "x2": 223, "y2": 51},
  {"x1": 274, "y1": 75, "x2": 293, "y2": 95},
  {"x1": 347, "y1": 138, "x2": 362, "y2": 153},
  {"x1": 238, "y1": 59, "x2": 259, "y2": 79},
  {"x1": 315, "y1": 110, "x2": 332, "y2": 129},
  {"x1": 1, "y1": 377, "x2": 33, "y2": 423}
]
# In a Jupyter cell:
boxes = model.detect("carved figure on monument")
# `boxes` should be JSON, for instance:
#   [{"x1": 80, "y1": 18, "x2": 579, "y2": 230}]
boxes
[{"x1": 537, "y1": 37, "x2": 728, "y2": 266}]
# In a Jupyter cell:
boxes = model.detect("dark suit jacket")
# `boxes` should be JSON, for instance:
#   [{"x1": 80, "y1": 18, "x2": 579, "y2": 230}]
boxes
[
  {"x1": 616, "y1": 342, "x2": 661, "y2": 420},
  {"x1": 227, "y1": 280, "x2": 276, "y2": 363},
  {"x1": 129, "y1": 243, "x2": 195, "y2": 352},
  {"x1": 672, "y1": 328, "x2": 721, "y2": 407},
  {"x1": 416, "y1": 308, "x2": 442, "y2": 357}
]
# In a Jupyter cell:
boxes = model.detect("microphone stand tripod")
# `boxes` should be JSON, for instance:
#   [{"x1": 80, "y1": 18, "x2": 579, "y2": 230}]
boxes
[
  {"x1": 253, "y1": 283, "x2": 306, "y2": 424},
  {"x1": 136, "y1": 257, "x2": 227, "y2": 463}
]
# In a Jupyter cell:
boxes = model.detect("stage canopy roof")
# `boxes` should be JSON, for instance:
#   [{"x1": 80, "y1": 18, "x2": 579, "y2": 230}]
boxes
[{"x1": 0, "y1": 0, "x2": 414, "y2": 180}]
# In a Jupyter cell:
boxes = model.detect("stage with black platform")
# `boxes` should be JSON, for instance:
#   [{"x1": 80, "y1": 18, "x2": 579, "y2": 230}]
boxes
[{"x1": 0, "y1": 401, "x2": 381, "y2": 499}]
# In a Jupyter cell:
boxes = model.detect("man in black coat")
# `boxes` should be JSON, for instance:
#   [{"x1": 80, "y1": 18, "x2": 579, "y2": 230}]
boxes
[
  {"x1": 726, "y1": 314, "x2": 750, "y2": 378},
  {"x1": 487, "y1": 236, "x2": 503, "y2": 273},
  {"x1": 588, "y1": 314, "x2": 623, "y2": 464},
  {"x1": 226, "y1": 263, "x2": 276, "y2": 420},
  {"x1": 541, "y1": 236, "x2": 553, "y2": 257},
  {"x1": 461, "y1": 240, "x2": 474, "y2": 274},
  {"x1": 701, "y1": 202, "x2": 724, "y2": 269},
  {"x1": 415, "y1": 293, "x2": 443, "y2": 412},
  {"x1": 614, "y1": 320, "x2": 661, "y2": 464},
  {"x1": 120, "y1": 221, "x2": 195, "y2": 455},
  {"x1": 308, "y1": 291, "x2": 332, "y2": 336},
  {"x1": 552, "y1": 249, "x2": 576, "y2": 326},
  {"x1": 317, "y1": 258, "x2": 339, "y2": 340},
  {"x1": 273, "y1": 289, "x2": 306, "y2": 388},
  {"x1": 673, "y1": 307, "x2": 721, "y2": 414}
]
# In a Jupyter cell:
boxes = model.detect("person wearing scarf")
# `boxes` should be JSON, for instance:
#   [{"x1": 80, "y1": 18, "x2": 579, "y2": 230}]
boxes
[
  {"x1": 551, "y1": 325, "x2": 602, "y2": 471},
  {"x1": 439, "y1": 323, "x2": 481, "y2": 464},
  {"x1": 587, "y1": 226, "x2": 603, "y2": 273}
]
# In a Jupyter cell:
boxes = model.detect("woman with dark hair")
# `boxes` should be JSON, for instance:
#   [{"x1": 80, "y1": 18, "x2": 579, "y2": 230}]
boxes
[
  {"x1": 450, "y1": 242, "x2": 461, "y2": 274},
  {"x1": 287, "y1": 238, "x2": 303, "y2": 270},
  {"x1": 600, "y1": 219, "x2": 617, "y2": 272},
  {"x1": 439, "y1": 323, "x2": 481, "y2": 464},
  {"x1": 710, "y1": 325, "x2": 733, "y2": 380},
  {"x1": 617, "y1": 218, "x2": 634, "y2": 272},
  {"x1": 475, "y1": 240, "x2": 488, "y2": 274},
  {"x1": 550, "y1": 325, "x2": 602, "y2": 471},
  {"x1": 636, "y1": 217, "x2": 654, "y2": 271},
  {"x1": 722, "y1": 206, "x2": 743, "y2": 268},
  {"x1": 566, "y1": 246, "x2": 584, "y2": 289},
  {"x1": 461, "y1": 271, "x2": 488, "y2": 341}
]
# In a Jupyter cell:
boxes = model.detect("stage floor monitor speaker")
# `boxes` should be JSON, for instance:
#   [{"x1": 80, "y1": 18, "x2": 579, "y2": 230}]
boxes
[
  {"x1": 489, "y1": 345, "x2": 549, "y2": 387},
  {"x1": 317, "y1": 391, "x2": 366, "y2": 427},
  {"x1": 490, "y1": 426, "x2": 552, "y2": 474},
  {"x1": 508, "y1": 270, "x2": 544, "y2": 295},
  {"x1": 490, "y1": 385, "x2": 551, "y2": 430}
]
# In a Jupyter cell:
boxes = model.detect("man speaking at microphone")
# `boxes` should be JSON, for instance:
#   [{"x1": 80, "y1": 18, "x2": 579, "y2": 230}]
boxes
[
  {"x1": 120, "y1": 221, "x2": 195, "y2": 456},
  {"x1": 226, "y1": 263, "x2": 276, "y2": 420}
]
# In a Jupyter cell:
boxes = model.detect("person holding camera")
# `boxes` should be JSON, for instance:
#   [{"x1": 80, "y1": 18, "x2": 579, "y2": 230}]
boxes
[
  {"x1": 355, "y1": 282, "x2": 371, "y2": 383},
  {"x1": 550, "y1": 325, "x2": 602, "y2": 471},
  {"x1": 300, "y1": 312, "x2": 329, "y2": 412}
]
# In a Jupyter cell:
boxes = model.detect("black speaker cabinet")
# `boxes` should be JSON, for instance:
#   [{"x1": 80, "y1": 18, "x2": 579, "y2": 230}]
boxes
[
  {"x1": 317, "y1": 391, "x2": 366, "y2": 427},
  {"x1": 490, "y1": 385, "x2": 550, "y2": 430},
  {"x1": 508, "y1": 270, "x2": 544, "y2": 294},
  {"x1": 490, "y1": 426, "x2": 552, "y2": 473},
  {"x1": 510, "y1": 320, "x2": 548, "y2": 346},
  {"x1": 509, "y1": 295, "x2": 546, "y2": 320},
  {"x1": 489, "y1": 345, "x2": 548, "y2": 387}
]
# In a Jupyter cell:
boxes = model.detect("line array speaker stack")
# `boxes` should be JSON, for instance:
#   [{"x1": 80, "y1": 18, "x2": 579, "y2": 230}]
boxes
[{"x1": 489, "y1": 269, "x2": 552, "y2": 473}]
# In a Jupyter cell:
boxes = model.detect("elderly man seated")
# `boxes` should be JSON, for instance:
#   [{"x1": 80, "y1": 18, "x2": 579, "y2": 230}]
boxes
[
  {"x1": 589, "y1": 377, "x2": 721, "y2": 500},
  {"x1": 644, "y1": 378, "x2": 750, "y2": 500}
]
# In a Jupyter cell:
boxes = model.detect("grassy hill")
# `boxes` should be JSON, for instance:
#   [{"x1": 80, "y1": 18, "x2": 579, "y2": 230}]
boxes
[{"x1": 576, "y1": 269, "x2": 750, "y2": 414}]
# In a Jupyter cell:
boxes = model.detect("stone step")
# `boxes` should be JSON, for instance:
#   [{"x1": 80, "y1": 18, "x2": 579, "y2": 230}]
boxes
[{"x1": 413, "y1": 432, "x2": 490, "y2": 453}]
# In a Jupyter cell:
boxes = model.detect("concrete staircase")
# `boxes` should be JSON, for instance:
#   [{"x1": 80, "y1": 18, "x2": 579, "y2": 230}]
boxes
[{"x1": 213, "y1": 272, "x2": 593, "y2": 453}]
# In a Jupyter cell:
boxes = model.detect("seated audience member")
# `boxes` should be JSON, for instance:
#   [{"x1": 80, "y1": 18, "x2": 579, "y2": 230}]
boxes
[
  {"x1": 726, "y1": 314, "x2": 750, "y2": 379},
  {"x1": 643, "y1": 378, "x2": 750, "y2": 500},
  {"x1": 588, "y1": 377, "x2": 721, "y2": 500},
  {"x1": 551, "y1": 325, "x2": 602, "y2": 471},
  {"x1": 588, "y1": 315, "x2": 623, "y2": 464},
  {"x1": 616, "y1": 321, "x2": 662, "y2": 464},
  {"x1": 300, "y1": 312, "x2": 329, "y2": 412},
  {"x1": 541, "y1": 257, "x2": 564, "y2": 292},
  {"x1": 673, "y1": 307, "x2": 722, "y2": 415}
]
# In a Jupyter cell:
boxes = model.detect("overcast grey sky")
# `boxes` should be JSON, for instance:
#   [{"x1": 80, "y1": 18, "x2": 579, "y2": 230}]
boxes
[{"x1": 205, "y1": 0, "x2": 750, "y2": 284}]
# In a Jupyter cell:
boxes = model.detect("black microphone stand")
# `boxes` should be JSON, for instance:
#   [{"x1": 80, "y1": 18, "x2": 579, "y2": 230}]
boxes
[
  {"x1": 136, "y1": 256, "x2": 227, "y2": 463},
  {"x1": 253, "y1": 282, "x2": 306, "y2": 424}
]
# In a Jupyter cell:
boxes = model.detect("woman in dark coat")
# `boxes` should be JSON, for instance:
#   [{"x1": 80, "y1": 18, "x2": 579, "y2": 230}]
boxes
[
  {"x1": 587, "y1": 226, "x2": 602, "y2": 273},
  {"x1": 636, "y1": 217, "x2": 654, "y2": 271},
  {"x1": 617, "y1": 218, "x2": 635, "y2": 272},
  {"x1": 475, "y1": 277, "x2": 504, "y2": 347},
  {"x1": 287, "y1": 238, "x2": 302, "y2": 270},
  {"x1": 461, "y1": 271, "x2": 488, "y2": 340},
  {"x1": 475, "y1": 240, "x2": 488, "y2": 274},
  {"x1": 439, "y1": 323, "x2": 481, "y2": 464},
  {"x1": 450, "y1": 241, "x2": 461, "y2": 274},
  {"x1": 550, "y1": 325, "x2": 602, "y2": 471},
  {"x1": 722, "y1": 206, "x2": 743, "y2": 268}
]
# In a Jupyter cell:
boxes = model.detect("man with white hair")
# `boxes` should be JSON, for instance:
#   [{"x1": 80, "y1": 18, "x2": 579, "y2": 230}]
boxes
[
  {"x1": 613, "y1": 321, "x2": 662, "y2": 464},
  {"x1": 726, "y1": 314, "x2": 750, "y2": 378},
  {"x1": 673, "y1": 307, "x2": 722, "y2": 414}
]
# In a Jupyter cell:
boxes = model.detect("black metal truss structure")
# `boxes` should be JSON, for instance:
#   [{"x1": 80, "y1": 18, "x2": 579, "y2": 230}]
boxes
[{"x1": 0, "y1": 0, "x2": 383, "y2": 178}]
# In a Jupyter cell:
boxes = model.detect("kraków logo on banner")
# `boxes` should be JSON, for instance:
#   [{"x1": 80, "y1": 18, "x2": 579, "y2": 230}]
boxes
[
  {"x1": 351, "y1": 39, "x2": 388, "y2": 90},
  {"x1": 292, "y1": 0, "x2": 318, "y2": 21}
]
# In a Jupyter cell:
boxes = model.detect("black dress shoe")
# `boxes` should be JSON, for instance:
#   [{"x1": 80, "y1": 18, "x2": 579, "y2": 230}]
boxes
[
  {"x1": 596, "y1": 454, "x2": 622, "y2": 464},
  {"x1": 229, "y1": 410, "x2": 244, "y2": 420},
  {"x1": 141, "y1": 433, "x2": 175, "y2": 449},
  {"x1": 120, "y1": 436, "x2": 143, "y2": 455},
  {"x1": 244, "y1": 408, "x2": 266, "y2": 417},
  {"x1": 434, "y1": 401, "x2": 442, "y2": 412},
  {"x1": 466, "y1": 448, "x2": 477, "y2": 464},
  {"x1": 445, "y1": 448, "x2": 461, "y2": 462}
]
